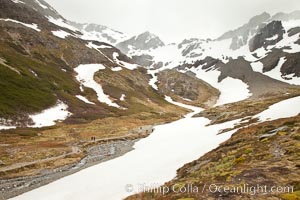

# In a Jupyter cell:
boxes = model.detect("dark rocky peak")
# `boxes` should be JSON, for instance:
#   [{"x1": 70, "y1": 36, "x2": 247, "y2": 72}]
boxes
[
  {"x1": 217, "y1": 12, "x2": 271, "y2": 50},
  {"x1": 116, "y1": 31, "x2": 165, "y2": 54},
  {"x1": 176, "y1": 56, "x2": 223, "y2": 71},
  {"x1": 248, "y1": 12, "x2": 271, "y2": 27},
  {"x1": 288, "y1": 27, "x2": 300, "y2": 37},
  {"x1": 178, "y1": 38, "x2": 204, "y2": 49},
  {"x1": 177, "y1": 38, "x2": 208, "y2": 58},
  {"x1": 218, "y1": 57, "x2": 291, "y2": 98},
  {"x1": 249, "y1": 21, "x2": 285, "y2": 52},
  {"x1": 135, "y1": 31, "x2": 165, "y2": 47},
  {"x1": 218, "y1": 12, "x2": 271, "y2": 41}
]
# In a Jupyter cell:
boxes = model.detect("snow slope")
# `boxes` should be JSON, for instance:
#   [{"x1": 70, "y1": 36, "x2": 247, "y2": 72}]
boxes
[
  {"x1": 51, "y1": 30, "x2": 72, "y2": 39},
  {"x1": 251, "y1": 58, "x2": 300, "y2": 85},
  {"x1": 76, "y1": 95, "x2": 95, "y2": 105},
  {"x1": 164, "y1": 96, "x2": 203, "y2": 117},
  {"x1": 0, "y1": 125, "x2": 16, "y2": 131},
  {"x1": 0, "y1": 18, "x2": 40, "y2": 32},
  {"x1": 29, "y1": 101, "x2": 71, "y2": 128},
  {"x1": 74, "y1": 64, "x2": 120, "y2": 108},
  {"x1": 11, "y1": 99, "x2": 239, "y2": 200},
  {"x1": 1, "y1": 101, "x2": 71, "y2": 129},
  {"x1": 112, "y1": 52, "x2": 138, "y2": 70},
  {"x1": 35, "y1": 0, "x2": 47, "y2": 9},
  {"x1": 47, "y1": 16, "x2": 78, "y2": 32},
  {"x1": 254, "y1": 95, "x2": 300, "y2": 122},
  {"x1": 148, "y1": 69, "x2": 159, "y2": 90},
  {"x1": 11, "y1": 92, "x2": 300, "y2": 200},
  {"x1": 80, "y1": 28, "x2": 127, "y2": 45},
  {"x1": 189, "y1": 66, "x2": 251, "y2": 106},
  {"x1": 10, "y1": 0, "x2": 25, "y2": 4}
]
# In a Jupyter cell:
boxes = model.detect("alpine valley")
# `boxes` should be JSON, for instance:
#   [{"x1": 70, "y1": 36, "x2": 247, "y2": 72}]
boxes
[{"x1": 0, "y1": 0, "x2": 300, "y2": 200}]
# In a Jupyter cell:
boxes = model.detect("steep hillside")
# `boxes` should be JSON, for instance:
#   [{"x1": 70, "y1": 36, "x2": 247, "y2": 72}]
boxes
[{"x1": 0, "y1": 0, "x2": 192, "y2": 128}]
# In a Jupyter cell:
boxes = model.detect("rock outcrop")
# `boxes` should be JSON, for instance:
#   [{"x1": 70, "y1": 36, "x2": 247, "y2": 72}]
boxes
[{"x1": 249, "y1": 21, "x2": 284, "y2": 52}]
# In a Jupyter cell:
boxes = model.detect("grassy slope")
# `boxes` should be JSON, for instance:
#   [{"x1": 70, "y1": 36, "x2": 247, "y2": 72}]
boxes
[
  {"x1": 0, "y1": 8, "x2": 192, "y2": 177},
  {"x1": 0, "y1": 41, "x2": 80, "y2": 119}
]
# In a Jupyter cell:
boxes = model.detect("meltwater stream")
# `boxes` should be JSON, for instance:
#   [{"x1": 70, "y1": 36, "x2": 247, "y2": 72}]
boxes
[{"x1": 12, "y1": 96, "x2": 300, "y2": 200}]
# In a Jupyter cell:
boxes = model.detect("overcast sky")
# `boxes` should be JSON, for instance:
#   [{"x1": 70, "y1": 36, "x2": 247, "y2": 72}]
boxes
[{"x1": 45, "y1": 0, "x2": 300, "y2": 43}]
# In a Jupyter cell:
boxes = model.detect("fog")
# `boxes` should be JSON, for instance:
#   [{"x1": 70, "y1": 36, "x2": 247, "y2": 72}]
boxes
[{"x1": 45, "y1": 0, "x2": 300, "y2": 43}]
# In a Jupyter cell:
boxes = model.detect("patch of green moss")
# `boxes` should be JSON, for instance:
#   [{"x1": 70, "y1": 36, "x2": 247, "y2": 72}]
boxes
[
  {"x1": 244, "y1": 148, "x2": 253, "y2": 154},
  {"x1": 281, "y1": 190, "x2": 300, "y2": 200},
  {"x1": 234, "y1": 157, "x2": 246, "y2": 165}
]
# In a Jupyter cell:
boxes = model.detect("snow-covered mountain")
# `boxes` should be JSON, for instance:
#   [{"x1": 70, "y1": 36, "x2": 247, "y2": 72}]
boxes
[
  {"x1": 114, "y1": 11, "x2": 300, "y2": 98},
  {"x1": 6, "y1": 0, "x2": 128, "y2": 45},
  {"x1": 116, "y1": 31, "x2": 165, "y2": 54},
  {"x1": 69, "y1": 22, "x2": 128, "y2": 45}
]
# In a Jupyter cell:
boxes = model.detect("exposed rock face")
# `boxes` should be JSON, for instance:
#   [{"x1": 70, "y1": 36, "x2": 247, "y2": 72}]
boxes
[
  {"x1": 152, "y1": 61, "x2": 163, "y2": 69},
  {"x1": 216, "y1": 11, "x2": 300, "y2": 51},
  {"x1": 219, "y1": 12, "x2": 271, "y2": 41},
  {"x1": 218, "y1": 57, "x2": 293, "y2": 97},
  {"x1": 288, "y1": 27, "x2": 300, "y2": 37},
  {"x1": 178, "y1": 38, "x2": 204, "y2": 56},
  {"x1": 132, "y1": 54, "x2": 154, "y2": 67},
  {"x1": 249, "y1": 21, "x2": 285, "y2": 52},
  {"x1": 282, "y1": 52, "x2": 300, "y2": 77},
  {"x1": 259, "y1": 50, "x2": 300, "y2": 77},
  {"x1": 200, "y1": 56, "x2": 223, "y2": 70},
  {"x1": 157, "y1": 69, "x2": 219, "y2": 107},
  {"x1": 260, "y1": 49, "x2": 285, "y2": 72},
  {"x1": 218, "y1": 12, "x2": 271, "y2": 50},
  {"x1": 116, "y1": 31, "x2": 165, "y2": 54},
  {"x1": 230, "y1": 35, "x2": 247, "y2": 50},
  {"x1": 178, "y1": 38, "x2": 200, "y2": 49},
  {"x1": 176, "y1": 56, "x2": 223, "y2": 71}
]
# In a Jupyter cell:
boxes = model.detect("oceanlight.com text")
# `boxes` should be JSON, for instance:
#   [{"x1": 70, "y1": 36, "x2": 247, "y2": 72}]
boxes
[{"x1": 125, "y1": 183, "x2": 294, "y2": 196}]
